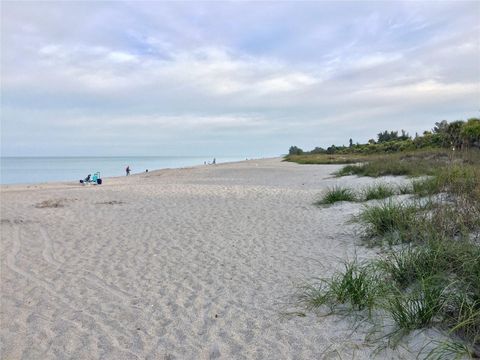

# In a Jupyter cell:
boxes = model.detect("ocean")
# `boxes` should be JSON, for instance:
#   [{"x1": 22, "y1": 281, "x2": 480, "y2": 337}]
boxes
[{"x1": 0, "y1": 156, "x2": 246, "y2": 185}]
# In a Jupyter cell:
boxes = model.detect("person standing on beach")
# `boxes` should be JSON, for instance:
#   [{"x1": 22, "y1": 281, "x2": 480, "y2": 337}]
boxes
[{"x1": 126, "y1": 166, "x2": 130, "y2": 176}]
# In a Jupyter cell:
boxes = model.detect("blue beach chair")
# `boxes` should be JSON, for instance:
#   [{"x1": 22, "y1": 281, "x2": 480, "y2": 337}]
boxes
[{"x1": 91, "y1": 172, "x2": 102, "y2": 184}]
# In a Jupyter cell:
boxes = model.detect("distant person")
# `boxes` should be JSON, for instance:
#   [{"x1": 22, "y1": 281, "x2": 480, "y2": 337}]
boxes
[
  {"x1": 213, "y1": 158, "x2": 216, "y2": 165},
  {"x1": 126, "y1": 166, "x2": 130, "y2": 176},
  {"x1": 145, "y1": 169, "x2": 148, "y2": 173}
]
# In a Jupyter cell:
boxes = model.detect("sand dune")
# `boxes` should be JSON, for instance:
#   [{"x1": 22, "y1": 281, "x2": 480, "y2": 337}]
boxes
[{"x1": 1, "y1": 158, "x2": 441, "y2": 359}]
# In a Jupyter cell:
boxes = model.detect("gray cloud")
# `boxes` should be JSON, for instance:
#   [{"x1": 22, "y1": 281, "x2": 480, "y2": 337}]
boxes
[{"x1": 1, "y1": 1, "x2": 479, "y2": 156}]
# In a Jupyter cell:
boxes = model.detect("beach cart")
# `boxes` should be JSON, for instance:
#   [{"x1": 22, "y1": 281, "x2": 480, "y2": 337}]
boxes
[{"x1": 80, "y1": 172, "x2": 102, "y2": 185}]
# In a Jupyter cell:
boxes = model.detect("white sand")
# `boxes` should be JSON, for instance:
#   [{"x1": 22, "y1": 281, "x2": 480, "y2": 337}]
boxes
[{"x1": 1, "y1": 158, "x2": 443, "y2": 359}]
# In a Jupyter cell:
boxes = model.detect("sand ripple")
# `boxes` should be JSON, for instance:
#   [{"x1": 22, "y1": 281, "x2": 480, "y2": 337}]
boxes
[{"x1": 1, "y1": 159, "x2": 435, "y2": 359}]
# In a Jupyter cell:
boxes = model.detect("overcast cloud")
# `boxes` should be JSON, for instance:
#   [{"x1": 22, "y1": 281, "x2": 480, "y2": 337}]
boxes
[{"x1": 1, "y1": 1, "x2": 479, "y2": 156}]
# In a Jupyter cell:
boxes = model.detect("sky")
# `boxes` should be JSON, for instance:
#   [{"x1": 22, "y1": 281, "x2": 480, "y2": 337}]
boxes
[{"x1": 1, "y1": 1, "x2": 479, "y2": 157}]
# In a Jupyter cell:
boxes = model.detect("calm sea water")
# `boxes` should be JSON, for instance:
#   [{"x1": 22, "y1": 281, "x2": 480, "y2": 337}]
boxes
[{"x1": 0, "y1": 156, "x2": 246, "y2": 185}]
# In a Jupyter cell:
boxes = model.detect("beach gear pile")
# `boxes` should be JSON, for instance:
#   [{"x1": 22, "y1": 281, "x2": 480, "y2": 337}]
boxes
[{"x1": 80, "y1": 172, "x2": 102, "y2": 185}]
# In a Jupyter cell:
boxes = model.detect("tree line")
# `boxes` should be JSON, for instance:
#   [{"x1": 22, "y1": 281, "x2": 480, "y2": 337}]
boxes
[{"x1": 289, "y1": 118, "x2": 480, "y2": 155}]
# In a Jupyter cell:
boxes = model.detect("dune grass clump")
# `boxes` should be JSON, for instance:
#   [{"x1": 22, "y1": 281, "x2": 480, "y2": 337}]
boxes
[
  {"x1": 445, "y1": 294, "x2": 480, "y2": 349},
  {"x1": 438, "y1": 164, "x2": 480, "y2": 200},
  {"x1": 378, "y1": 240, "x2": 479, "y2": 286},
  {"x1": 424, "y1": 340, "x2": 476, "y2": 360},
  {"x1": 356, "y1": 200, "x2": 422, "y2": 244},
  {"x1": 429, "y1": 201, "x2": 480, "y2": 240},
  {"x1": 378, "y1": 238, "x2": 480, "y2": 324},
  {"x1": 386, "y1": 278, "x2": 447, "y2": 331},
  {"x1": 327, "y1": 262, "x2": 380, "y2": 313},
  {"x1": 334, "y1": 164, "x2": 363, "y2": 177},
  {"x1": 335, "y1": 161, "x2": 412, "y2": 177},
  {"x1": 316, "y1": 186, "x2": 356, "y2": 205},
  {"x1": 412, "y1": 177, "x2": 441, "y2": 197},
  {"x1": 352, "y1": 161, "x2": 413, "y2": 177},
  {"x1": 362, "y1": 183, "x2": 396, "y2": 201},
  {"x1": 376, "y1": 246, "x2": 442, "y2": 289},
  {"x1": 298, "y1": 261, "x2": 381, "y2": 315},
  {"x1": 316, "y1": 183, "x2": 406, "y2": 205}
]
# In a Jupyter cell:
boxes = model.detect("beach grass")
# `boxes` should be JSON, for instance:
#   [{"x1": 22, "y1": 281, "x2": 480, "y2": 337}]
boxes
[
  {"x1": 316, "y1": 186, "x2": 357, "y2": 205},
  {"x1": 412, "y1": 177, "x2": 441, "y2": 197},
  {"x1": 424, "y1": 340, "x2": 476, "y2": 360},
  {"x1": 296, "y1": 149, "x2": 480, "y2": 357},
  {"x1": 385, "y1": 277, "x2": 447, "y2": 331},
  {"x1": 316, "y1": 183, "x2": 406, "y2": 207},
  {"x1": 356, "y1": 200, "x2": 422, "y2": 245},
  {"x1": 284, "y1": 153, "x2": 371, "y2": 165},
  {"x1": 362, "y1": 183, "x2": 396, "y2": 201},
  {"x1": 376, "y1": 245, "x2": 441, "y2": 289},
  {"x1": 298, "y1": 260, "x2": 381, "y2": 315}
]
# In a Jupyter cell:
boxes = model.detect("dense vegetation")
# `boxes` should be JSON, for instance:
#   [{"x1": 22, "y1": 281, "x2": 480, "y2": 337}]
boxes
[
  {"x1": 287, "y1": 118, "x2": 480, "y2": 157},
  {"x1": 290, "y1": 119, "x2": 480, "y2": 358}
]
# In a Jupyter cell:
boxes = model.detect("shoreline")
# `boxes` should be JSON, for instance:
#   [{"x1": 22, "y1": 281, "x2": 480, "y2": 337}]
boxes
[{"x1": 0, "y1": 157, "x2": 280, "y2": 190}]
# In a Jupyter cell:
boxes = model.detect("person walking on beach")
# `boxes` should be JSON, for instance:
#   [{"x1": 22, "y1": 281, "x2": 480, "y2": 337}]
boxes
[
  {"x1": 212, "y1": 158, "x2": 216, "y2": 165},
  {"x1": 126, "y1": 166, "x2": 130, "y2": 176}
]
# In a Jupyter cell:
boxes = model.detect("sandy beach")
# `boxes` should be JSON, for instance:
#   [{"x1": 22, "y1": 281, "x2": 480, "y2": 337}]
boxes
[{"x1": 1, "y1": 158, "x2": 441, "y2": 359}]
